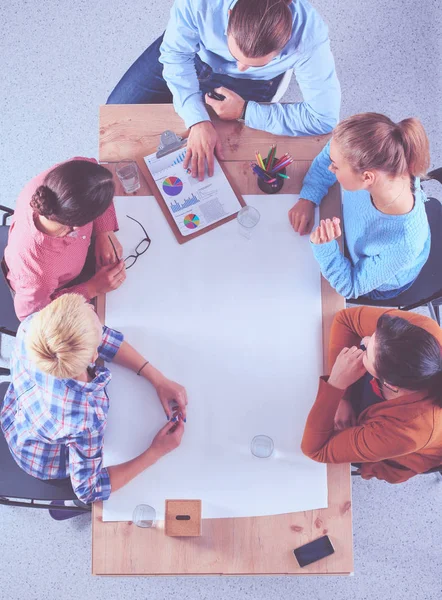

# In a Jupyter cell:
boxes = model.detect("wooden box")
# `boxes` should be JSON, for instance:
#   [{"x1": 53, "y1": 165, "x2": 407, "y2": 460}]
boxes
[{"x1": 165, "y1": 500, "x2": 202, "y2": 537}]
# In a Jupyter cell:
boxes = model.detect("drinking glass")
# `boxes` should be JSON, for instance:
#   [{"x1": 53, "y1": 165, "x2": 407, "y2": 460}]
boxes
[
  {"x1": 251, "y1": 435, "x2": 274, "y2": 458},
  {"x1": 132, "y1": 504, "x2": 156, "y2": 528},
  {"x1": 116, "y1": 160, "x2": 141, "y2": 193},
  {"x1": 237, "y1": 206, "x2": 260, "y2": 239}
]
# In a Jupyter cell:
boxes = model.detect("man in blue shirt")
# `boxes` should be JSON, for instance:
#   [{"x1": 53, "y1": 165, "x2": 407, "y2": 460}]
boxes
[{"x1": 108, "y1": 0, "x2": 341, "y2": 180}]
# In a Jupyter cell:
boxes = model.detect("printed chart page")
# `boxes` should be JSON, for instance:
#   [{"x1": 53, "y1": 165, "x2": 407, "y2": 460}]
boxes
[
  {"x1": 144, "y1": 147, "x2": 242, "y2": 236},
  {"x1": 103, "y1": 194, "x2": 327, "y2": 521}
]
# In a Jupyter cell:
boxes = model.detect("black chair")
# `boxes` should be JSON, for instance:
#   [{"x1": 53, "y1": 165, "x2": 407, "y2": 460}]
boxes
[
  {"x1": 0, "y1": 205, "x2": 20, "y2": 337},
  {"x1": 0, "y1": 379, "x2": 89, "y2": 514},
  {"x1": 348, "y1": 171, "x2": 442, "y2": 325}
]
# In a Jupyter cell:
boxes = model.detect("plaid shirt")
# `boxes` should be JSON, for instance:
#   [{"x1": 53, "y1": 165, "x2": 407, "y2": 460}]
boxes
[{"x1": 0, "y1": 315, "x2": 124, "y2": 504}]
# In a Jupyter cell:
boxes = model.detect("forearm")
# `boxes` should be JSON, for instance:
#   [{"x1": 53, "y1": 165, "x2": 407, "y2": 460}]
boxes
[
  {"x1": 299, "y1": 141, "x2": 336, "y2": 205},
  {"x1": 107, "y1": 447, "x2": 160, "y2": 494},
  {"x1": 245, "y1": 101, "x2": 336, "y2": 138},
  {"x1": 328, "y1": 307, "x2": 389, "y2": 367},
  {"x1": 301, "y1": 378, "x2": 344, "y2": 459},
  {"x1": 113, "y1": 340, "x2": 163, "y2": 386},
  {"x1": 311, "y1": 241, "x2": 363, "y2": 299}
]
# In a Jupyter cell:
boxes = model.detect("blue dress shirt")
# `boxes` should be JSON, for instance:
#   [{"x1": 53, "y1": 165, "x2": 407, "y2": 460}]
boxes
[{"x1": 159, "y1": 0, "x2": 341, "y2": 135}]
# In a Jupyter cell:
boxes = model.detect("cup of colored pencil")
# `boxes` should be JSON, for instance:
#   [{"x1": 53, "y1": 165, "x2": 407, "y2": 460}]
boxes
[{"x1": 251, "y1": 145, "x2": 292, "y2": 194}]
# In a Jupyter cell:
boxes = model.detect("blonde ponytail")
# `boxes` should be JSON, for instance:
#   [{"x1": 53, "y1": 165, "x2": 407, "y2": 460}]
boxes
[{"x1": 26, "y1": 294, "x2": 100, "y2": 379}]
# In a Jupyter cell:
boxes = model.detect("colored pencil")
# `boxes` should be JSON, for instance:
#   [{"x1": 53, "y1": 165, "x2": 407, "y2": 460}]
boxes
[
  {"x1": 271, "y1": 159, "x2": 293, "y2": 174},
  {"x1": 252, "y1": 165, "x2": 277, "y2": 183},
  {"x1": 265, "y1": 145, "x2": 274, "y2": 169},
  {"x1": 271, "y1": 153, "x2": 289, "y2": 169},
  {"x1": 251, "y1": 145, "x2": 291, "y2": 186},
  {"x1": 255, "y1": 151, "x2": 264, "y2": 170}
]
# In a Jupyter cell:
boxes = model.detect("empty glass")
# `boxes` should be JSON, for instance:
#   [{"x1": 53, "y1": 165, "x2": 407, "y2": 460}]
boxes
[
  {"x1": 251, "y1": 435, "x2": 274, "y2": 458},
  {"x1": 116, "y1": 160, "x2": 141, "y2": 193},
  {"x1": 237, "y1": 206, "x2": 260, "y2": 239},
  {"x1": 132, "y1": 504, "x2": 156, "y2": 528}
]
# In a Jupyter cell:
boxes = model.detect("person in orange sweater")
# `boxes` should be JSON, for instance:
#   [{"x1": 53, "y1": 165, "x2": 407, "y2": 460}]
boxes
[{"x1": 301, "y1": 306, "x2": 442, "y2": 483}]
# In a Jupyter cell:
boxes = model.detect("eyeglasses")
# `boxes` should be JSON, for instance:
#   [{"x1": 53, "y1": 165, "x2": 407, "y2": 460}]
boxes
[{"x1": 124, "y1": 215, "x2": 151, "y2": 269}]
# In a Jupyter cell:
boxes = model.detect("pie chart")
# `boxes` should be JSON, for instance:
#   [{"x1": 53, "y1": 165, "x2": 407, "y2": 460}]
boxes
[
  {"x1": 163, "y1": 176, "x2": 183, "y2": 196},
  {"x1": 184, "y1": 214, "x2": 200, "y2": 229}
]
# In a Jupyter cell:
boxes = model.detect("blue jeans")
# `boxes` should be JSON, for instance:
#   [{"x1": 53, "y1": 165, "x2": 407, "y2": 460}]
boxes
[{"x1": 107, "y1": 34, "x2": 284, "y2": 105}]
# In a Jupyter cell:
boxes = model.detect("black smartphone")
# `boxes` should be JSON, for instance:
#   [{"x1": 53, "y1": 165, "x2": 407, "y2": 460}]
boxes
[
  {"x1": 207, "y1": 90, "x2": 226, "y2": 101},
  {"x1": 293, "y1": 535, "x2": 335, "y2": 567}
]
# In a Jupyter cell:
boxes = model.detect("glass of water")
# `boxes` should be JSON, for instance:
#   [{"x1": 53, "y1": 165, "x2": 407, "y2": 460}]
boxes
[
  {"x1": 251, "y1": 435, "x2": 274, "y2": 458},
  {"x1": 132, "y1": 504, "x2": 156, "y2": 528},
  {"x1": 237, "y1": 206, "x2": 260, "y2": 239},
  {"x1": 116, "y1": 160, "x2": 141, "y2": 193}
]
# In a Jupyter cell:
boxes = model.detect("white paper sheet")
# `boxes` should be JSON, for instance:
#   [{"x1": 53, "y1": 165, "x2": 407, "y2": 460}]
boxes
[
  {"x1": 144, "y1": 147, "x2": 242, "y2": 236},
  {"x1": 102, "y1": 194, "x2": 327, "y2": 521}
]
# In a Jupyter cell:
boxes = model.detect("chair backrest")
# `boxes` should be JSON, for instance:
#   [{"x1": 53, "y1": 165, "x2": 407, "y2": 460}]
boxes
[
  {"x1": 0, "y1": 221, "x2": 20, "y2": 336},
  {"x1": 0, "y1": 382, "x2": 77, "y2": 502},
  {"x1": 271, "y1": 69, "x2": 294, "y2": 103}
]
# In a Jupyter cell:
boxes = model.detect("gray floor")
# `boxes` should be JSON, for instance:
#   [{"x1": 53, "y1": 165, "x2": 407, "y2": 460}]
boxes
[{"x1": 1, "y1": 1, "x2": 442, "y2": 598}]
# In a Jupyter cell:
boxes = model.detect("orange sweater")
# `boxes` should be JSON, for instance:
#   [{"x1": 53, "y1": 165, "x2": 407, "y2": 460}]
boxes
[{"x1": 301, "y1": 307, "x2": 442, "y2": 483}]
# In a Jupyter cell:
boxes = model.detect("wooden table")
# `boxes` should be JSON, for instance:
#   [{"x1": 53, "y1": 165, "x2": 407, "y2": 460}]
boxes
[{"x1": 93, "y1": 105, "x2": 352, "y2": 576}]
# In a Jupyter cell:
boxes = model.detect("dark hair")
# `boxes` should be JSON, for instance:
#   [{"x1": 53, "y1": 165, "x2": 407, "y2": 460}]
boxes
[
  {"x1": 30, "y1": 160, "x2": 115, "y2": 227},
  {"x1": 227, "y1": 0, "x2": 292, "y2": 58},
  {"x1": 375, "y1": 314, "x2": 442, "y2": 405}
]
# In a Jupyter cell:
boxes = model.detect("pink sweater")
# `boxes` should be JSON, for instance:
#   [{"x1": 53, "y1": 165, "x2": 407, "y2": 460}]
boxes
[{"x1": 5, "y1": 158, "x2": 118, "y2": 320}]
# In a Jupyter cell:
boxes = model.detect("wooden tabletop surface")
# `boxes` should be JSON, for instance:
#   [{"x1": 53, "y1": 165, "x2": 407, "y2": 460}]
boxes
[{"x1": 93, "y1": 104, "x2": 352, "y2": 576}]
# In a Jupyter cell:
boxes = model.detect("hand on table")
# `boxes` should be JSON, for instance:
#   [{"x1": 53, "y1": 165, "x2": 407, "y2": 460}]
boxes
[
  {"x1": 149, "y1": 418, "x2": 185, "y2": 459},
  {"x1": 86, "y1": 261, "x2": 126, "y2": 297},
  {"x1": 205, "y1": 86, "x2": 245, "y2": 121},
  {"x1": 288, "y1": 198, "x2": 316, "y2": 235},
  {"x1": 328, "y1": 346, "x2": 367, "y2": 390},
  {"x1": 334, "y1": 398, "x2": 356, "y2": 431},
  {"x1": 95, "y1": 231, "x2": 123, "y2": 267},
  {"x1": 155, "y1": 375, "x2": 188, "y2": 421},
  {"x1": 310, "y1": 217, "x2": 341, "y2": 245},
  {"x1": 183, "y1": 121, "x2": 224, "y2": 181}
]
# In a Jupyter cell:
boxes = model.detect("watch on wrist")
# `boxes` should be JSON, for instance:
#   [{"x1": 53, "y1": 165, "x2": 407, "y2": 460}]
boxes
[{"x1": 238, "y1": 101, "x2": 248, "y2": 123}]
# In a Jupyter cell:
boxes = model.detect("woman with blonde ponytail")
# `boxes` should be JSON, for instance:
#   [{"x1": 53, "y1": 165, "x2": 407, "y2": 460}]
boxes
[
  {"x1": 289, "y1": 113, "x2": 431, "y2": 300},
  {"x1": 1, "y1": 294, "x2": 188, "y2": 505}
]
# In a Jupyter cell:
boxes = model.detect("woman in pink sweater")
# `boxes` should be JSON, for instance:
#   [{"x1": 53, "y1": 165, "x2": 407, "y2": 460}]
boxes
[{"x1": 4, "y1": 158, "x2": 126, "y2": 320}]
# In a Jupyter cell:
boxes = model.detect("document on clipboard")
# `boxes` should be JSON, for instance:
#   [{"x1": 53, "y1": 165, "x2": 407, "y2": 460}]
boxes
[{"x1": 143, "y1": 131, "x2": 245, "y2": 243}]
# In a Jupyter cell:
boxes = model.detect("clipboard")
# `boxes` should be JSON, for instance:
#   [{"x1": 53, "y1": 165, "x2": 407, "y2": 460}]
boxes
[{"x1": 139, "y1": 130, "x2": 246, "y2": 245}]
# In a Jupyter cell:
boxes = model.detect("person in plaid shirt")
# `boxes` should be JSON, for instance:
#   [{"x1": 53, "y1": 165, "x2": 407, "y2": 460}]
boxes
[{"x1": 0, "y1": 294, "x2": 187, "y2": 504}]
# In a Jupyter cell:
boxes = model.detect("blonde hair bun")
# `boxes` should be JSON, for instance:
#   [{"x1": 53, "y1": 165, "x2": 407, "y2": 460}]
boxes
[{"x1": 26, "y1": 294, "x2": 101, "y2": 379}]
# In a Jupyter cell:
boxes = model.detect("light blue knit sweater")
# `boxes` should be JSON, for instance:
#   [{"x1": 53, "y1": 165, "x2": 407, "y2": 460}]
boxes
[{"x1": 300, "y1": 141, "x2": 431, "y2": 299}]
